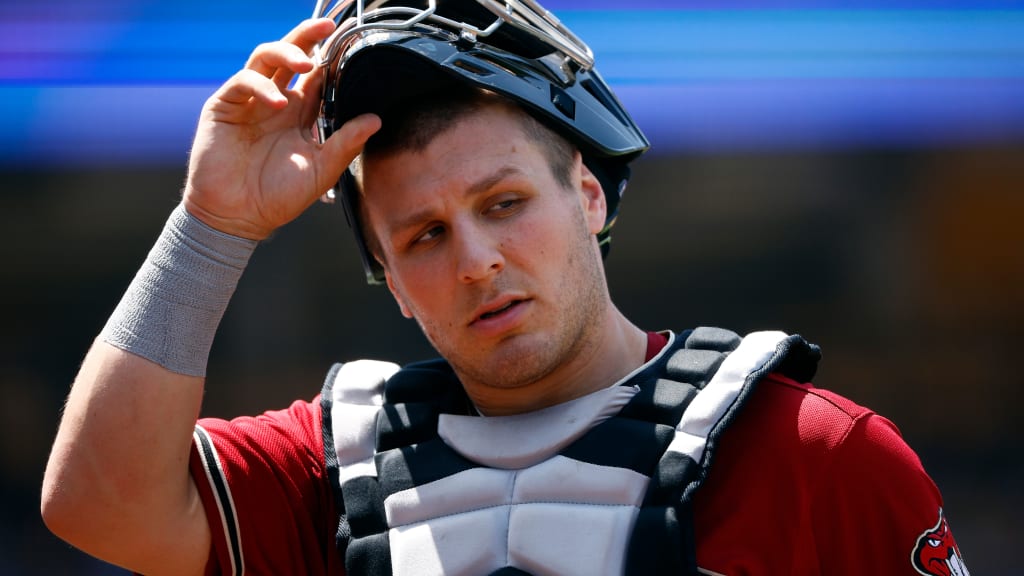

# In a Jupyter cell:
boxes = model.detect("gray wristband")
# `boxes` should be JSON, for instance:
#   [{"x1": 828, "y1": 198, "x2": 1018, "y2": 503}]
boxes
[{"x1": 100, "y1": 204, "x2": 258, "y2": 376}]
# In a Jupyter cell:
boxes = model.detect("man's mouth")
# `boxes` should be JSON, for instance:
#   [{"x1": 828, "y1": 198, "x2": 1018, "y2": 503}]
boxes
[{"x1": 478, "y1": 300, "x2": 521, "y2": 321}]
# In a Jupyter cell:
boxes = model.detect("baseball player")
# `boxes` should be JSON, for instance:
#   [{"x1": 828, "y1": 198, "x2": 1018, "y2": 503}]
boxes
[{"x1": 42, "y1": 1, "x2": 970, "y2": 574}]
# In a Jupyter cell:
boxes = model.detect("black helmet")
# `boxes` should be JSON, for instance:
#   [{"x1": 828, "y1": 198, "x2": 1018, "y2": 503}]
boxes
[{"x1": 312, "y1": 0, "x2": 650, "y2": 284}]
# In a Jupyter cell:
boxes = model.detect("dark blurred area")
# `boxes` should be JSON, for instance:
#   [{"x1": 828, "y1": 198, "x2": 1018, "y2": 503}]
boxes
[
  {"x1": 4, "y1": 0, "x2": 1024, "y2": 573},
  {"x1": 2, "y1": 142, "x2": 1020, "y2": 573}
]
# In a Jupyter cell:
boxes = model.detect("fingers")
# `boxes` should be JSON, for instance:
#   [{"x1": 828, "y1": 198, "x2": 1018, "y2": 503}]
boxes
[
  {"x1": 248, "y1": 40, "x2": 316, "y2": 95},
  {"x1": 205, "y1": 70, "x2": 287, "y2": 124},
  {"x1": 335, "y1": 114, "x2": 383, "y2": 157},
  {"x1": 217, "y1": 69, "x2": 287, "y2": 106},
  {"x1": 271, "y1": 18, "x2": 337, "y2": 89},
  {"x1": 316, "y1": 113, "x2": 382, "y2": 193},
  {"x1": 246, "y1": 19, "x2": 336, "y2": 84},
  {"x1": 211, "y1": 19, "x2": 338, "y2": 122},
  {"x1": 283, "y1": 18, "x2": 338, "y2": 59}
]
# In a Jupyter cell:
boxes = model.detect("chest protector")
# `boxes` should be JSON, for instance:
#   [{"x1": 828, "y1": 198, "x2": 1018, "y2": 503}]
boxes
[{"x1": 320, "y1": 327, "x2": 819, "y2": 576}]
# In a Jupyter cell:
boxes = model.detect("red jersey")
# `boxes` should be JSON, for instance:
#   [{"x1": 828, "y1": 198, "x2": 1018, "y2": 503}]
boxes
[{"x1": 190, "y1": 332, "x2": 968, "y2": 575}]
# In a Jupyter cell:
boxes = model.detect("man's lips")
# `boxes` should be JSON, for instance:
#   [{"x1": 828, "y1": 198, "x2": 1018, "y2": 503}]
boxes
[{"x1": 469, "y1": 296, "x2": 530, "y2": 326}]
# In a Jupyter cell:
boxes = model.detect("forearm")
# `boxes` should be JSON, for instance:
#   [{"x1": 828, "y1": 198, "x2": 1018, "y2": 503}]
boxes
[{"x1": 42, "y1": 204, "x2": 256, "y2": 572}]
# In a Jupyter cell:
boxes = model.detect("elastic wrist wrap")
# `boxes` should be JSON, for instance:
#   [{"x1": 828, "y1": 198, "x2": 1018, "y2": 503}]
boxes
[{"x1": 100, "y1": 204, "x2": 257, "y2": 376}]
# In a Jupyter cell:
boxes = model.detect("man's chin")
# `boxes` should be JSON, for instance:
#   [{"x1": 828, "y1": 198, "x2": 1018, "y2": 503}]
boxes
[{"x1": 452, "y1": 334, "x2": 561, "y2": 391}]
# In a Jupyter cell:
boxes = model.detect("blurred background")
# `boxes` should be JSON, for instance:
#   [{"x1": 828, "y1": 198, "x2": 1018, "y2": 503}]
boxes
[{"x1": 2, "y1": 0, "x2": 1022, "y2": 573}]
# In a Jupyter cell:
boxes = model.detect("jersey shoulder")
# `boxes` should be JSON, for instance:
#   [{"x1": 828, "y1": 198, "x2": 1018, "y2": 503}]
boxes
[{"x1": 751, "y1": 372, "x2": 877, "y2": 453}]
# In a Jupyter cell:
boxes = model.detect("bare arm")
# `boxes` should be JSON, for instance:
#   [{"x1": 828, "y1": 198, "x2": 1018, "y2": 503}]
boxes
[
  {"x1": 43, "y1": 346, "x2": 209, "y2": 574},
  {"x1": 41, "y1": 18, "x2": 380, "y2": 575}
]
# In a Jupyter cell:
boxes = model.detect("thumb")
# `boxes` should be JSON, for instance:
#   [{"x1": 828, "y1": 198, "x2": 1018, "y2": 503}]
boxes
[{"x1": 316, "y1": 113, "x2": 382, "y2": 194}]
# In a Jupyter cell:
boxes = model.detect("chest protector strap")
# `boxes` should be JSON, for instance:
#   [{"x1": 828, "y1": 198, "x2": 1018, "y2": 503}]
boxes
[{"x1": 321, "y1": 328, "x2": 820, "y2": 575}]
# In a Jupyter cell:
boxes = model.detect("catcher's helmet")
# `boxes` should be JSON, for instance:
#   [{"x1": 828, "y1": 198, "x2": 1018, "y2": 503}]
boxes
[{"x1": 312, "y1": 0, "x2": 649, "y2": 284}]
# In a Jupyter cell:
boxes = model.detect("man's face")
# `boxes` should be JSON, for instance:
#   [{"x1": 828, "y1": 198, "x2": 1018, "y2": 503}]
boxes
[{"x1": 361, "y1": 103, "x2": 609, "y2": 397}]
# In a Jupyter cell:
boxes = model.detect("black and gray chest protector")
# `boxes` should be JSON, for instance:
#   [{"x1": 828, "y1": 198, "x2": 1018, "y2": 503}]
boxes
[{"x1": 320, "y1": 327, "x2": 819, "y2": 576}]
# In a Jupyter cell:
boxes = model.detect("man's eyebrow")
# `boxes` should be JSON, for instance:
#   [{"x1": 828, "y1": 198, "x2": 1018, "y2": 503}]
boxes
[
  {"x1": 388, "y1": 165, "x2": 525, "y2": 235},
  {"x1": 464, "y1": 165, "x2": 523, "y2": 199}
]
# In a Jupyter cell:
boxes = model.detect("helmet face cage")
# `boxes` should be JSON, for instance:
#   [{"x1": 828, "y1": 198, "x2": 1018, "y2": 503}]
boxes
[
  {"x1": 311, "y1": 0, "x2": 594, "y2": 78},
  {"x1": 311, "y1": 0, "x2": 649, "y2": 284}
]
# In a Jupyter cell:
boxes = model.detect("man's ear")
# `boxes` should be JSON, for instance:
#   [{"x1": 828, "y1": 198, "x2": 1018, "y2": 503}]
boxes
[
  {"x1": 577, "y1": 156, "x2": 607, "y2": 235},
  {"x1": 384, "y1": 271, "x2": 414, "y2": 319}
]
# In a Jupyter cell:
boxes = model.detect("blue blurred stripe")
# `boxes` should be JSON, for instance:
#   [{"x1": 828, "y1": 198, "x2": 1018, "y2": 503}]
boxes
[
  {"x1": 1, "y1": 4, "x2": 1022, "y2": 162},
  {"x1": 3, "y1": 10, "x2": 1022, "y2": 83}
]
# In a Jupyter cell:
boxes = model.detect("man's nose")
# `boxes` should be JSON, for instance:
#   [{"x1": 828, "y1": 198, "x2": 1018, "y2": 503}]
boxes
[{"x1": 454, "y1": 222, "x2": 505, "y2": 284}]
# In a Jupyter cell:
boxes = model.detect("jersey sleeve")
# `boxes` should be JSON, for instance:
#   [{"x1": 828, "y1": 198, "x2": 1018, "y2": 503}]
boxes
[
  {"x1": 189, "y1": 396, "x2": 342, "y2": 576},
  {"x1": 811, "y1": 407, "x2": 971, "y2": 575}
]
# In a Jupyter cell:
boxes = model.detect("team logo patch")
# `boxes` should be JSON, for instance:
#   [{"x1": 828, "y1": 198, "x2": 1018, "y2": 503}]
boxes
[{"x1": 912, "y1": 508, "x2": 971, "y2": 576}]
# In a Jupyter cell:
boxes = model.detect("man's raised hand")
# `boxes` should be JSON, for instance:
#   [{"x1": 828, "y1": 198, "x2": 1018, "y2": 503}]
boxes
[{"x1": 184, "y1": 18, "x2": 380, "y2": 240}]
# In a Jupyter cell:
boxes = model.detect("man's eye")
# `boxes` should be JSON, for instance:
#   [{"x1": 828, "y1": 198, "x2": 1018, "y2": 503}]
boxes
[
  {"x1": 487, "y1": 198, "x2": 521, "y2": 214},
  {"x1": 413, "y1": 225, "x2": 444, "y2": 245}
]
